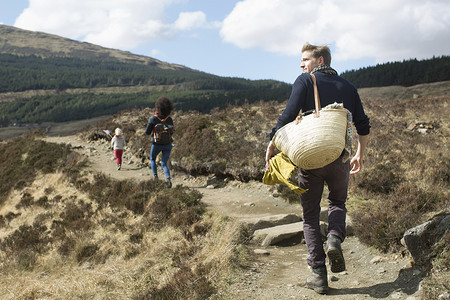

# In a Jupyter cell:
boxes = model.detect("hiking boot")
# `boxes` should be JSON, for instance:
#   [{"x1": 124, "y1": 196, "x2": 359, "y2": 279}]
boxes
[
  {"x1": 166, "y1": 178, "x2": 172, "y2": 188},
  {"x1": 305, "y1": 265, "x2": 329, "y2": 294},
  {"x1": 326, "y1": 235, "x2": 346, "y2": 273},
  {"x1": 117, "y1": 164, "x2": 121, "y2": 170},
  {"x1": 153, "y1": 175, "x2": 158, "y2": 180}
]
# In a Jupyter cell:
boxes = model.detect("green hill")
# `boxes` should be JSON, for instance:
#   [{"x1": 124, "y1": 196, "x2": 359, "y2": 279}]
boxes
[
  {"x1": 0, "y1": 25, "x2": 291, "y2": 124},
  {"x1": 1, "y1": 24, "x2": 449, "y2": 126}
]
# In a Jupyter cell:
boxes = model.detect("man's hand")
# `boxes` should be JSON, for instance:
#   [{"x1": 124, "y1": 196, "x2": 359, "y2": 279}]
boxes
[
  {"x1": 350, "y1": 155, "x2": 362, "y2": 174},
  {"x1": 350, "y1": 134, "x2": 369, "y2": 175},
  {"x1": 265, "y1": 141, "x2": 275, "y2": 171}
]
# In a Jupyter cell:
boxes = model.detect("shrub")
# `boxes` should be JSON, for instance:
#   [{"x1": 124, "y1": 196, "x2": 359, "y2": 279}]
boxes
[
  {"x1": 0, "y1": 133, "x2": 77, "y2": 205},
  {"x1": 351, "y1": 182, "x2": 447, "y2": 252},
  {"x1": 16, "y1": 192, "x2": 34, "y2": 209},
  {"x1": 0, "y1": 223, "x2": 50, "y2": 254},
  {"x1": 421, "y1": 232, "x2": 450, "y2": 299},
  {"x1": 356, "y1": 163, "x2": 402, "y2": 194},
  {"x1": 147, "y1": 186, "x2": 205, "y2": 233},
  {"x1": 137, "y1": 264, "x2": 216, "y2": 300},
  {"x1": 74, "y1": 241, "x2": 99, "y2": 263}
]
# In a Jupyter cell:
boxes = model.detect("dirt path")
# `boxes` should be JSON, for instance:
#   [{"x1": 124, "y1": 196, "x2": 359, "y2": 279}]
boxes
[{"x1": 44, "y1": 135, "x2": 423, "y2": 300}]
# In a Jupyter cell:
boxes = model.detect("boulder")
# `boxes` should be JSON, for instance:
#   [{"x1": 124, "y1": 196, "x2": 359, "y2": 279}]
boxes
[
  {"x1": 253, "y1": 222, "x2": 304, "y2": 247},
  {"x1": 242, "y1": 213, "x2": 302, "y2": 234},
  {"x1": 402, "y1": 214, "x2": 449, "y2": 266}
]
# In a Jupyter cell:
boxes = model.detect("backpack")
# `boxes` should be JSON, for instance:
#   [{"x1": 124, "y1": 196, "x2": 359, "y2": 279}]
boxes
[{"x1": 153, "y1": 115, "x2": 174, "y2": 144}]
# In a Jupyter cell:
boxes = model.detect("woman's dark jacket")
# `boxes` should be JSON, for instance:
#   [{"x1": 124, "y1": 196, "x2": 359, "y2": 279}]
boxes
[{"x1": 145, "y1": 113, "x2": 174, "y2": 144}]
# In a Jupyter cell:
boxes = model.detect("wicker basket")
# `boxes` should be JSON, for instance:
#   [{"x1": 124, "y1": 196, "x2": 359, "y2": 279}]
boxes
[{"x1": 272, "y1": 74, "x2": 348, "y2": 170}]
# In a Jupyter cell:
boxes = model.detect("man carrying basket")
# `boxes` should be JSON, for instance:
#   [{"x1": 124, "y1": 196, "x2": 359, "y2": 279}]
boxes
[{"x1": 265, "y1": 42, "x2": 371, "y2": 294}]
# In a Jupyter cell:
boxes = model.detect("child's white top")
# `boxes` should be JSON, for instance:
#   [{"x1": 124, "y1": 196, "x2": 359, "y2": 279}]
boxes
[{"x1": 111, "y1": 135, "x2": 126, "y2": 150}]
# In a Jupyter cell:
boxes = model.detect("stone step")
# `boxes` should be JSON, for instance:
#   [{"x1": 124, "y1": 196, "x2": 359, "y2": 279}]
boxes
[
  {"x1": 242, "y1": 213, "x2": 302, "y2": 234},
  {"x1": 253, "y1": 222, "x2": 304, "y2": 247}
]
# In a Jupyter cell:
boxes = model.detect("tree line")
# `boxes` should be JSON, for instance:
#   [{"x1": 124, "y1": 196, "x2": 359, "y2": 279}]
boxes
[
  {"x1": 0, "y1": 53, "x2": 292, "y2": 125},
  {"x1": 340, "y1": 56, "x2": 450, "y2": 88},
  {"x1": 1, "y1": 53, "x2": 448, "y2": 125},
  {"x1": 0, "y1": 54, "x2": 280, "y2": 93},
  {"x1": 0, "y1": 86, "x2": 291, "y2": 124}
]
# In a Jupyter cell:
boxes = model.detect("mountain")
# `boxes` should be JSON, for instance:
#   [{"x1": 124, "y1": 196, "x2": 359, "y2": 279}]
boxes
[
  {"x1": 0, "y1": 24, "x2": 185, "y2": 70},
  {"x1": 0, "y1": 25, "x2": 291, "y2": 125}
]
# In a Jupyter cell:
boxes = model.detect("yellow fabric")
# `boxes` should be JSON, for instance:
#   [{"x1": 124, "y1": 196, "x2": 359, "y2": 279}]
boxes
[{"x1": 262, "y1": 153, "x2": 307, "y2": 194}]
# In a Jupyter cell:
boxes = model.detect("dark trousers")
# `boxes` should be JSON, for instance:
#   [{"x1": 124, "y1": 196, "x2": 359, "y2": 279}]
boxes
[{"x1": 298, "y1": 156, "x2": 350, "y2": 268}]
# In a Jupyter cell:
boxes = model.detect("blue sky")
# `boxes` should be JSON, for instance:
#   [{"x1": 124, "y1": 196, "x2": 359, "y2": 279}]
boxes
[{"x1": 1, "y1": 0, "x2": 449, "y2": 83}]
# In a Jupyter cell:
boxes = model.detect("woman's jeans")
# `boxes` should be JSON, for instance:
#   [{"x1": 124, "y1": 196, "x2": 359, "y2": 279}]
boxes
[
  {"x1": 150, "y1": 143, "x2": 172, "y2": 179},
  {"x1": 298, "y1": 155, "x2": 350, "y2": 268}
]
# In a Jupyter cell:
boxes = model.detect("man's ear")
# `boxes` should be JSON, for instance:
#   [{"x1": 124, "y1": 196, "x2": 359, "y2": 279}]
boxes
[{"x1": 318, "y1": 56, "x2": 325, "y2": 65}]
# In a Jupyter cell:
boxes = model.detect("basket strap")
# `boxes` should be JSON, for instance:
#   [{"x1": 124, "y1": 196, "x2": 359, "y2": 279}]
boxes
[{"x1": 310, "y1": 73, "x2": 321, "y2": 117}]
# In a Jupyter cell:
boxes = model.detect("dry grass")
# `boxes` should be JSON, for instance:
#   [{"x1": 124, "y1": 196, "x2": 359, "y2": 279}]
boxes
[
  {"x1": 0, "y1": 135, "x2": 246, "y2": 299},
  {"x1": 0, "y1": 82, "x2": 448, "y2": 298}
]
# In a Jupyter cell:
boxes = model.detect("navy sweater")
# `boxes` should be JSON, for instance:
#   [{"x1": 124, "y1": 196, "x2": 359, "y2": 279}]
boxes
[{"x1": 270, "y1": 72, "x2": 371, "y2": 140}]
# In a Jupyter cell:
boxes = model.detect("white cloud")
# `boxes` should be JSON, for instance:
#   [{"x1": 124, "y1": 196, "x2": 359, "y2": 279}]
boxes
[
  {"x1": 14, "y1": 0, "x2": 211, "y2": 50},
  {"x1": 221, "y1": 0, "x2": 450, "y2": 63},
  {"x1": 174, "y1": 11, "x2": 206, "y2": 30}
]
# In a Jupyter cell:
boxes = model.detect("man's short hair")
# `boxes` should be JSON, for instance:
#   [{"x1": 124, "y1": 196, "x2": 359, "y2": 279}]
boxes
[{"x1": 302, "y1": 42, "x2": 332, "y2": 66}]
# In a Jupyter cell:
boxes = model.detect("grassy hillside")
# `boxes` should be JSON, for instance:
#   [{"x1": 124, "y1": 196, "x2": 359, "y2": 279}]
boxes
[
  {"x1": 0, "y1": 25, "x2": 291, "y2": 125},
  {"x1": 0, "y1": 82, "x2": 448, "y2": 298},
  {"x1": 0, "y1": 24, "x2": 181, "y2": 68},
  {"x1": 71, "y1": 83, "x2": 450, "y2": 299},
  {"x1": 0, "y1": 133, "x2": 247, "y2": 299}
]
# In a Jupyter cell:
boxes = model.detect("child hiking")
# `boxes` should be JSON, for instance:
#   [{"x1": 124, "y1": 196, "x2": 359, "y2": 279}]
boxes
[
  {"x1": 111, "y1": 128, "x2": 126, "y2": 170},
  {"x1": 145, "y1": 96, "x2": 175, "y2": 188}
]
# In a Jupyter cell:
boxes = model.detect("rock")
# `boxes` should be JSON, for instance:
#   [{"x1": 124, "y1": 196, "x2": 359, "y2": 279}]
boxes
[
  {"x1": 82, "y1": 262, "x2": 93, "y2": 269},
  {"x1": 242, "y1": 213, "x2": 302, "y2": 233},
  {"x1": 417, "y1": 128, "x2": 428, "y2": 134},
  {"x1": 253, "y1": 249, "x2": 270, "y2": 256},
  {"x1": 206, "y1": 176, "x2": 226, "y2": 188},
  {"x1": 253, "y1": 222, "x2": 304, "y2": 247},
  {"x1": 407, "y1": 123, "x2": 417, "y2": 131},
  {"x1": 402, "y1": 214, "x2": 449, "y2": 266},
  {"x1": 329, "y1": 275, "x2": 339, "y2": 282},
  {"x1": 345, "y1": 214, "x2": 355, "y2": 236},
  {"x1": 370, "y1": 256, "x2": 383, "y2": 264},
  {"x1": 243, "y1": 202, "x2": 255, "y2": 207}
]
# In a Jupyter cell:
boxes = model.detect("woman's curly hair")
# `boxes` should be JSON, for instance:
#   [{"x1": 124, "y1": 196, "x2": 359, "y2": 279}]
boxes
[{"x1": 155, "y1": 96, "x2": 174, "y2": 116}]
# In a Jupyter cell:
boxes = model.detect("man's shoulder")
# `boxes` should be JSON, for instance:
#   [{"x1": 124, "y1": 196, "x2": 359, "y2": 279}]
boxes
[
  {"x1": 293, "y1": 73, "x2": 313, "y2": 86},
  {"x1": 336, "y1": 75, "x2": 358, "y2": 91},
  {"x1": 316, "y1": 72, "x2": 358, "y2": 90}
]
